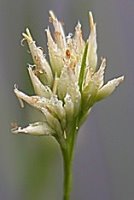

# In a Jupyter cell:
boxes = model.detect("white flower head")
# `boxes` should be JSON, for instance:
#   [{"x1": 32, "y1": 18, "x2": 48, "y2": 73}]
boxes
[{"x1": 12, "y1": 11, "x2": 124, "y2": 146}]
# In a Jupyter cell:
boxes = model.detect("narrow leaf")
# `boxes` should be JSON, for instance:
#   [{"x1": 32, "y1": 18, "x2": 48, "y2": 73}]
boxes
[{"x1": 78, "y1": 42, "x2": 88, "y2": 91}]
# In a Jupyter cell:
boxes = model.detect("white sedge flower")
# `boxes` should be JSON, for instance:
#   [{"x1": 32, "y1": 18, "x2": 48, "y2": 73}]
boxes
[{"x1": 12, "y1": 11, "x2": 124, "y2": 145}]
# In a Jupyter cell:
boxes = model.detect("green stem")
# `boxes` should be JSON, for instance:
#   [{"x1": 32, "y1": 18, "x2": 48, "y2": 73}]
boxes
[
  {"x1": 62, "y1": 149, "x2": 73, "y2": 200},
  {"x1": 61, "y1": 129, "x2": 77, "y2": 200}
]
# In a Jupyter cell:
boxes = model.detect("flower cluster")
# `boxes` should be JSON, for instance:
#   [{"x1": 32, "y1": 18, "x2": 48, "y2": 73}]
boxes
[{"x1": 12, "y1": 11, "x2": 124, "y2": 145}]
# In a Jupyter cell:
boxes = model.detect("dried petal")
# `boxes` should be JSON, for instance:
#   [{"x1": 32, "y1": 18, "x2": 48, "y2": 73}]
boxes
[
  {"x1": 49, "y1": 10, "x2": 66, "y2": 49},
  {"x1": 87, "y1": 12, "x2": 97, "y2": 71},
  {"x1": 45, "y1": 96, "x2": 66, "y2": 129},
  {"x1": 14, "y1": 87, "x2": 52, "y2": 111},
  {"x1": 96, "y1": 76, "x2": 124, "y2": 101},
  {"x1": 23, "y1": 28, "x2": 53, "y2": 86},
  {"x1": 28, "y1": 66, "x2": 53, "y2": 98},
  {"x1": 41, "y1": 108, "x2": 64, "y2": 141},
  {"x1": 82, "y1": 79, "x2": 98, "y2": 110},
  {"x1": 46, "y1": 27, "x2": 64, "y2": 76},
  {"x1": 64, "y1": 94, "x2": 74, "y2": 119},
  {"x1": 58, "y1": 66, "x2": 81, "y2": 115},
  {"x1": 64, "y1": 93, "x2": 74, "y2": 133},
  {"x1": 94, "y1": 58, "x2": 106, "y2": 88},
  {"x1": 12, "y1": 122, "x2": 55, "y2": 136},
  {"x1": 73, "y1": 21, "x2": 85, "y2": 56}
]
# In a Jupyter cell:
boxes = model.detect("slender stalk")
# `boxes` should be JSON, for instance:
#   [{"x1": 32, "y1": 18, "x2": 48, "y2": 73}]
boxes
[
  {"x1": 62, "y1": 148, "x2": 73, "y2": 200},
  {"x1": 61, "y1": 127, "x2": 77, "y2": 200}
]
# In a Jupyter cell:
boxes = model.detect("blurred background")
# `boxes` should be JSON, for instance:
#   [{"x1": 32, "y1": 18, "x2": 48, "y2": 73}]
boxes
[{"x1": 0, "y1": 0, "x2": 133, "y2": 199}]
